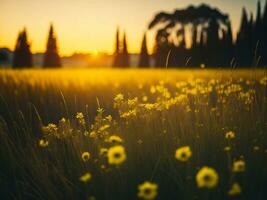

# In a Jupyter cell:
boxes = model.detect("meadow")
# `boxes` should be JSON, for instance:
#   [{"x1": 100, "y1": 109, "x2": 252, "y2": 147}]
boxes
[{"x1": 0, "y1": 69, "x2": 266, "y2": 200}]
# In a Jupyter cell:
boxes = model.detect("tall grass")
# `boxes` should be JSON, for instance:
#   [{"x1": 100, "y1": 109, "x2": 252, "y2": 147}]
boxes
[{"x1": 0, "y1": 69, "x2": 266, "y2": 200}]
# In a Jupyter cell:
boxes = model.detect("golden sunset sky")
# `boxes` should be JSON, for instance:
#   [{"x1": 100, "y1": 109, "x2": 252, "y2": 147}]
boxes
[{"x1": 0, "y1": 0, "x2": 263, "y2": 56}]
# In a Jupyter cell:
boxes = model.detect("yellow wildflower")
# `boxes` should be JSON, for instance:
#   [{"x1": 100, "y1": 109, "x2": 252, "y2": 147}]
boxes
[
  {"x1": 89, "y1": 131, "x2": 97, "y2": 138},
  {"x1": 137, "y1": 181, "x2": 158, "y2": 200},
  {"x1": 82, "y1": 152, "x2": 91, "y2": 161},
  {"x1": 106, "y1": 115, "x2": 112, "y2": 121},
  {"x1": 224, "y1": 146, "x2": 231, "y2": 152},
  {"x1": 114, "y1": 93, "x2": 124, "y2": 101},
  {"x1": 76, "y1": 112, "x2": 86, "y2": 126},
  {"x1": 150, "y1": 86, "x2": 156, "y2": 94},
  {"x1": 99, "y1": 124, "x2": 110, "y2": 132},
  {"x1": 42, "y1": 123, "x2": 58, "y2": 135},
  {"x1": 228, "y1": 182, "x2": 242, "y2": 196},
  {"x1": 79, "y1": 172, "x2": 92, "y2": 182},
  {"x1": 175, "y1": 146, "x2": 192, "y2": 162},
  {"x1": 196, "y1": 166, "x2": 219, "y2": 189},
  {"x1": 253, "y1": 146, "x2": 260, "y2": 151},
  {"x1": 39, "y1": 139, "x2": 49, "y2": 147},
  {"x1": 144, "y1": 103, "x2": 156, "y2": 110},
  {"x1": 60, "y1": 117, "x2": 66, "y2": 123},
  {"x1": 200, "y1": 64, "x2": 205, "y2": 69},
  {"x1": 233, "y1": 160, "x2": 245, "y2": 172},
  {"x1": 120, "y1": 109, "x2": 137, "y2": 118},
  {"x1": 100, "y1": 148, "x2": 108, "y2": 156},
  {"x1": 107, "y1": 145, "x2": 126, "y2": 165},
  {"x1": 260, "y1": 76, "x2": 267, "y2": 85},
  {"x1": 225, "y1": 131, "x2": 235, "y2": 139},
  {"x1": 108, "y1": 135, "x2": 123, "y2": 143},
  {"x1": 142, "y1": 96, "x2": 148, "y2": 102}
]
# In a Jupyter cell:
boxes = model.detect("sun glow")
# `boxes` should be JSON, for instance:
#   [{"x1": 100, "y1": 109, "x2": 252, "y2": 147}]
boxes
[{"x1": 92, "y1": 50, "x2": 99, "y2": 56}]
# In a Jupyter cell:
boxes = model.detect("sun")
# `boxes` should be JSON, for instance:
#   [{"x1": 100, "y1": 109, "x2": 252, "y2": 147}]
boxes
[{"x1": 92, "y1": 50, "x2": 99, "y2": 56}]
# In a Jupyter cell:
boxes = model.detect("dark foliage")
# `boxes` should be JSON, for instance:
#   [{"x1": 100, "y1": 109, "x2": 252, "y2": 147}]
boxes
[
  {"x1": 138, "y1": 33, "x2": 150, "y2": 67},
  {"x1": 148, "y1": 1, "x2": 267, "y2": 68},
  {"x1": 112, "y1": 28, "x2": 129, "y2": 68},
  {"x1": 43, "y1": 24, "x2": 61, "y2": 68},
  {"x1": 120, "y1": 32, "x2": 130, "y2": 67},
  {"x1": 12, "y1": 29, "x2": 33, "y2": 68},
  {"x1": 0, "y1": 49, "x2": 10, "y2": 63},
  {"x1": 113, "y1": 27, "x2": 121, "y2": 67}
]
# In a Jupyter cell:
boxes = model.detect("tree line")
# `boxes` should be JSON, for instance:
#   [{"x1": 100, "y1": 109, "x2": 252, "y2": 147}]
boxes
[
  {"x1": 3, "y1": 1, "x2": 267, "y2": 68},
  {"x1": 145, "y1": 1, "x2": 267, "y2": 68}
]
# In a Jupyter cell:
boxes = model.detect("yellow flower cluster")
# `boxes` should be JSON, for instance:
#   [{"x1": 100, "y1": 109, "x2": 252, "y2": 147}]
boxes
[
  {"x1": 76, "y1": 112, "x2": 86, "y2": 126},
  {"x1": 42, "y1": 123, "x2": 58, "y2": 135}
]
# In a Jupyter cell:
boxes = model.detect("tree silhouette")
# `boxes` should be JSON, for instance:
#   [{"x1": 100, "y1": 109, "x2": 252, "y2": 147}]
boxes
[
  {"x1": 0, "y1": 49, "x2": 9, "y2": 64},
  {"x1": 43, "y1": 24, "x2": 61, "y2": 67},
  {"x1": 149, "y1": 4, "x2": 231, "y2": 67},
  {"x1": 206, "y1": 19, "x2": 221, "y2": 66},
  {"x1": 120, "y1": 32, "x2": 129, "y2": 67},
  {"x1": 13, "y1": 29, "x2": 33, "y2": 68},
  {"x1": 138, "y1": 33, "x2": 150, "y2": 67},
  {"x1": 112, "y1": 27, "x2": 121, "y2": 67},
  {"x1": 235, "y1": 8, "x2": 252, "y2": 67},
  {"x1": 153, "y1": 29, "x2": 170, "y2": 67}
]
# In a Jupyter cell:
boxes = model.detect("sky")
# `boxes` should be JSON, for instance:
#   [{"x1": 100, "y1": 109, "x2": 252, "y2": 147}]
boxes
[{"x1": 0, "y1": 0, "x2": 264, "y2": 56}]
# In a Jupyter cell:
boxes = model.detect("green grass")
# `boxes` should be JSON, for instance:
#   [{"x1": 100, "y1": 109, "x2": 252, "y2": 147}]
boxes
[{"x1": 0, "y1": 69, "x2": 266, "y2": 200}]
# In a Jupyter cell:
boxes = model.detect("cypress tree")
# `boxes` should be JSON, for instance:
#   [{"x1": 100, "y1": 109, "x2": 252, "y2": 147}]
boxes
[
  {"x1": 13, "y1": 29, "x2": 33, "y2": 68},
  {"x1": 112, "y1": 27, "x2": 121, "y2": 67},
  {"x1": 138, "y1": 33, "x2": 150, "y2": 67},
  {"x1": 121, "y1": 32, "x2": 129, "y2": 67},
  {"x1": 236, "y1": 8, "x2": 251, "y2": 67},
  {"x1": 255, "y1": 1, "x2": 262, "y2": 33},
  {"x1": 225, "y1": 21, "x2": 234, "y2": 66},
  {"x1": 43, "y1": 24, "x2": 61, "y2": 67},
  {"x1": 206, "y1": 19, "x2": 220, "y2": 66}
]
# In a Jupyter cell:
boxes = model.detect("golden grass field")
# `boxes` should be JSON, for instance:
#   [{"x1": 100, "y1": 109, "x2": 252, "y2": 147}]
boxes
[{"x1": 0, "y1": 69, "x2": 266, "y2": 200}]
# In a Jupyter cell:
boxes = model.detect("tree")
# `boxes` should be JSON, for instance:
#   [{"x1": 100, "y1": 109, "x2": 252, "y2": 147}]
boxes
[
  {"x1": 13, "y1": 29, "x2": 33, "y2": 68},
  {"x1": 112, "y1": 27, "x2": 121, "y2": 67},
  {"x1": 224, "y1": 21, "x2": 234, "y2": 66},
  {"x1": 235, "y1": 8, "x2": 252, "y2": 67},
  {"x1": 138, "y1": 33, "x2": 150, "y2": 67},
  {"x1": 206, "y1": 19, "x2": 221, "y2": 66},
  {"x1": 153, "y1": 29, "x2": 170, "y2": 67},
  {"x1": 148, "y1": 4, "x2": 230, "y2": 67},
  {"x1": 255, "y1": 1, "x2": 262, "y2": 35},
  {"x1": 43, "y1": 24, "x2": 61, "y2": 67},
  {"x1": 0, "y1": 49, "x2": 9, "y2": 64},
  {"x1": 120, "y1": 32, "x2": 129, "y2": 67}
]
